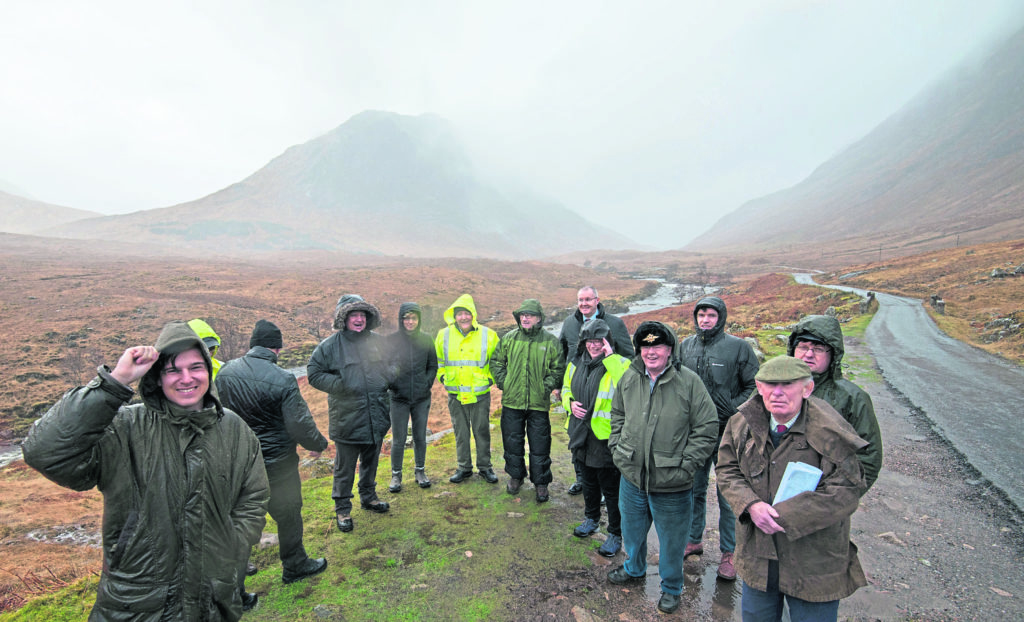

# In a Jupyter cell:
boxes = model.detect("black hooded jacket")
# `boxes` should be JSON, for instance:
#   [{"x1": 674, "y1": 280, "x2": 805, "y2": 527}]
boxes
[
  {"x1": 387, "y1": 302, "x2": 438, "y2": 403},
  {"x1": 679, "y1": 296, "x2": 759, "y2": 433},
  {"x1": 308, "y1": 295, "x2": 393, "y2": 445}
]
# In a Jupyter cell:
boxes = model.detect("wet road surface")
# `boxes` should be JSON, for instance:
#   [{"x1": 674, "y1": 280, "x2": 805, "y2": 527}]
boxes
[{"x1": 795, "y1": 274, "x2": 1024, "y2": 513}]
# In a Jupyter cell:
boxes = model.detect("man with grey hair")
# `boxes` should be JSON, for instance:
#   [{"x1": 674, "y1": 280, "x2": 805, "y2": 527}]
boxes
[
  {"x1": 717, "y1": 356, "x2": 868, "y2": 621},
  {"x1": 558, "y1": 286, "x2": 633, "y2": 494}
]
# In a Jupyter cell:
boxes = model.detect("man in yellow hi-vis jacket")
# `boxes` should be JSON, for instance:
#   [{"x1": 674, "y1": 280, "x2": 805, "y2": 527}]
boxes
[{"x1": 435, "y1": 294, "x2": 500, "y2": 484}]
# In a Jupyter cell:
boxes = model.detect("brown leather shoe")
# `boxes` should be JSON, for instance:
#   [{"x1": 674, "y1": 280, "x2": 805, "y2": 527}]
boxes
[
  {"x1": 685, "y1": 541, "x2": 704, "y2": 558},
  {"x1": 717, "y1": 552, "x2": 737, "y2": 580}
]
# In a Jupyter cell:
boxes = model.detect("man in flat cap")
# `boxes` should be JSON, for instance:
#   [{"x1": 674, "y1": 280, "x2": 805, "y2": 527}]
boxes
[
  {"x1": 605, "y1": 321, "x2": 718, "y2": 614},
  {"x1": 217, "y1": 320, "x2": 330, "y2": 589},
  {"x1": 717, "y1": 356, "x2": 868, "y2": 622}
]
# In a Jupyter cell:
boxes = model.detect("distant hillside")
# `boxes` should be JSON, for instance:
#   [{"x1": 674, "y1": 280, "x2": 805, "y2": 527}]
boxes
[
  {"x1": 687, "y1": 23, "x2": 1024, "y2": 262},
  {"x1": 40, "y1": 111, "x2": 636, "y2": 259},
  {"x1": 0, "y1": 190, "x2": 100, "y2": 234}
]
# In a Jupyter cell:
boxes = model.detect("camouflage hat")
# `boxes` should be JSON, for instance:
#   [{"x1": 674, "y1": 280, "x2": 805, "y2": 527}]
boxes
[{"x1": 755, "y1": 356, "x2": 812, "y2": 382}]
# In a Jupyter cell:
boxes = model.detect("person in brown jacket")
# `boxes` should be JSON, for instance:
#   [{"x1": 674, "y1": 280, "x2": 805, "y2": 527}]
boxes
[{"x1": 716, "y1": 356, "x2": 867, "y2": 622}]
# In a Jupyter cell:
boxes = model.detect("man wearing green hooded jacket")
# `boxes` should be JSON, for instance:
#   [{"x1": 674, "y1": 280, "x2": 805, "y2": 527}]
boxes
[
  {"x1": 787, "y1": 315, "x2": 883, "y2": 491},
  {"x1": 24, "y1": 321, "x2": 269, "y2": 620},
  {"x1": 491, "y1": 299, "x2": 565, "y2": 502}
]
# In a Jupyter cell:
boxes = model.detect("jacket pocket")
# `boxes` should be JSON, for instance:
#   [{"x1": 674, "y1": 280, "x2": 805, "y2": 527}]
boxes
[
  {"x1": 209, "y1": 577, "x2": 242, "y2": 621},
  {"x1": 652, "y1": 451, "x2": 689, "y2": 489},
  {"x1": 94, "y1": 576, "x2": 169, "y2": 614},
  {"x1": 612, "y1": 441, "x2": 636, "y2": 473}
]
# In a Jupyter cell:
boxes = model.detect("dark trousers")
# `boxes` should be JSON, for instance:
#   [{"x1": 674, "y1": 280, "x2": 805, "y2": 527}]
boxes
[
  {"x1": 332, "y1": 440, "x2": 382, "y2": 515},
  {"x1": 500, "y1": 407, "x2": 552, "y2": 484},
  {"x1": 267, "y1": 456, "x2": 309, "y2": 571},
  {"x1": 239, "y1": 454, "x2": 308, "y2": 594},
  {"x1": 581, "y1": 462, "x2": 621, "y2": 536},
  {"x1": 390, "y1": 398, "x2": 431, "y2": 472}
]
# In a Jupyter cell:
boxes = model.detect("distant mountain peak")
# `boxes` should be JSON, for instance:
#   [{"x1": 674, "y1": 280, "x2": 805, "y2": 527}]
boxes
[{"x1": 37, "y1": 111, "x2": 636, "y2": 259}]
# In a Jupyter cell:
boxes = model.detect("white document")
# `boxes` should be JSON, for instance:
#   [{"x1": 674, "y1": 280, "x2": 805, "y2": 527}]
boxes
[{"x1": 772, "y1": 461, "x2": 823, "y2": 505}]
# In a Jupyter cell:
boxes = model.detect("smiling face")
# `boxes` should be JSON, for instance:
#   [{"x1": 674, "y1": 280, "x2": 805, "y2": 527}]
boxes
[
  {"x1": 402, "y1": 312, "x2": 419, "y2": 331},
  {"x1": 158, "y1": 348, "x2": 209, "y2": 411},
  {"x1": 756, "y1": 378, "x2": 814, "y2": 422},
  {"x1": 585, "y1": 339, "x2": 605, "y2": 358},
  {"x1": 577, "y1": 288, "x2": 599, "y2": 317},
  {"x1": 346, "y1": 310, "x2": 367, "y2": 332},
  {"x1": 696, "y1": 307, "x2": 719, "y2": 330},
  {"x1": 640, "y1": 344, "x2": 672, "y2": 377},
  {"x1": 455, "y1": 309, "x2": 474, "y2": 332}
]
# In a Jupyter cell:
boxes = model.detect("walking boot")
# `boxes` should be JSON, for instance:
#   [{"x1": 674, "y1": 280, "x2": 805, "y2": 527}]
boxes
[
  {"x1": 507, "y1": 478, "x2": 523, "y2": 495},
  {"x1": 536, "y1": 484, "x2": 549, "y2": 503},
  {"x1": 415, "y1": 467, "x2": 431, "y2": 488},
  {"x1": 567, "y1": 476, "x2": 583, "y2": 496},
  {"x1": 389, "y1": 471, "x2": 402, "y2": 493}
]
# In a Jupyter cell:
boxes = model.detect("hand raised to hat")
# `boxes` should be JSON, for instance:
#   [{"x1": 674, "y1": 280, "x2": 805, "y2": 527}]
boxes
[
  {"x1": 601, "y1": 338, "x2": 613, "y2": 357},
  {"x1": 111, "y1": 346, "x2": 159, "y2": 386}
]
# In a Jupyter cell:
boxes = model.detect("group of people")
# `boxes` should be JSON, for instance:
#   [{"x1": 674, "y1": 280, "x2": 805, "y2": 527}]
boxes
[{"x1": 22, "y1": 284, "x2": 883, "y2": 622}]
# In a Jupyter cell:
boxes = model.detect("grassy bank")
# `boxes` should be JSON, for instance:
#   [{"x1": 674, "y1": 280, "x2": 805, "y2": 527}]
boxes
[{"x1": 1, "y1": 408, "x2": 612, "y2": 622}]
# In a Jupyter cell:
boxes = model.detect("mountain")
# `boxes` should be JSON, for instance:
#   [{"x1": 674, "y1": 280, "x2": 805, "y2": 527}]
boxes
[
  {"x1": 0, "y1": 190, "x2": 100, "y2": 234},
  {"x1": 686, "y1": 24, "x2": 1024, "y2": 260},
  {"x1": 39, "y1": 111, "x2": 636, "y2": 259}
]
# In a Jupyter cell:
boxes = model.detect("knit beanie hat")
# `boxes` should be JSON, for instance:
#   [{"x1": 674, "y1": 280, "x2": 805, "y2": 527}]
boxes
[{"x1": 250, "y1": 319, "x2": 283, "y2": 349}]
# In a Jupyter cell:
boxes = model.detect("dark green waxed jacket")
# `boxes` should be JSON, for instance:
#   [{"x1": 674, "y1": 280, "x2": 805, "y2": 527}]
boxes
[
  {"x1": 788, "y1": 314, "x2": 883, "y2": 491},
  {"x1": 608, "y1": 321, "x2": 718, "y2": 493},
  {"x1": 23, "y1": 321, "x2": 269, "y2": 621},
  {"x1": 491, "y1": 299, "x2": 565, "y2": 411}
]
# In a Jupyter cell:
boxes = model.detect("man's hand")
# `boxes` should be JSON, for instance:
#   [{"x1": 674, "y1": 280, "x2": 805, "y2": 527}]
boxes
[
  {"x1": 570, "y1": 401, "x2": 588, "y2": 420},
  {"x1": 110, "y1": 346, "x2": 159, "y2": 386},
  {"x1": 552, "y1": 389, "x2": 561, "y2": 401},
  {"x1": 601, "y1": 338, "x2": 613, "y2": 357},
  {"x1": 748, "y1": 501, "x2": 785, "y2": 535}
]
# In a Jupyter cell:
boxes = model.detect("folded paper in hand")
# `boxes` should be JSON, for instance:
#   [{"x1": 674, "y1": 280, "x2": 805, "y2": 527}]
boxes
[{"x1": 773, "y1": 461, "x2": 823, "y2": 505}]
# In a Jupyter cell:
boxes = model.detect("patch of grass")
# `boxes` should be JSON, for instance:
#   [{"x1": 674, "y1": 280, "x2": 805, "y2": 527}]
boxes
[{"x1": 5, "y1": 408, "x2": 592, "y2": 621}]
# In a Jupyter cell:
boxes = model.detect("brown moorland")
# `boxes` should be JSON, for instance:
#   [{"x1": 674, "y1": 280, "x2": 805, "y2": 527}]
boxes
[{"x1": 817, "y1": 237, "x2": 1024, "y2": 365}]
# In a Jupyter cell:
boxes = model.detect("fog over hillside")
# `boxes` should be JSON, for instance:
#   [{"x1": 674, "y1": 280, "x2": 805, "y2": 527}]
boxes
[
  {"x1": 37, "y1": 112, "x2": 637, "y2": 259},
  {"x1": 3, "y1": 2, "x2": 1022, "y2": 249},
  {"x1": 686, "y1": 20, "x2": 1024, "y2": 258}
]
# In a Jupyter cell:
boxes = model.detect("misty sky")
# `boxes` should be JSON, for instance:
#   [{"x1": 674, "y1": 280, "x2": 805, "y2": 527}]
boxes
[{"x1": 2, "y1": 1, "x2": 1022, "y2": 249}]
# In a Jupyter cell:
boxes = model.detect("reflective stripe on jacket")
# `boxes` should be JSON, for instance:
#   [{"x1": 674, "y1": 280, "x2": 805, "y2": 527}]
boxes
[{"x1": 562, "y1": 354, "x2": 631, "y2": 439}]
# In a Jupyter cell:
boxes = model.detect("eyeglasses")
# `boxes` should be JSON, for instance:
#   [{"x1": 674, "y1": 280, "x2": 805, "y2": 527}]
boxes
[
  {"x1": 794, "y1": 343, "x2": 830, "y2": 356},
  {"x1": 578, "y1": 297, "x2": 597, "y2": 303}
]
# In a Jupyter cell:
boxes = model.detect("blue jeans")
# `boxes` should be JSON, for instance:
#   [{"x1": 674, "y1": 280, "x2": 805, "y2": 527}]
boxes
[
  {"x1": 741, "y1": 561, "x2": 839, "y2": 622},
  {"x1": 689, "y1": 445, "x2": 736, "y2": 552},
  {"x1": 618, "y1": 476, "x2": 693, "y2": 595}
]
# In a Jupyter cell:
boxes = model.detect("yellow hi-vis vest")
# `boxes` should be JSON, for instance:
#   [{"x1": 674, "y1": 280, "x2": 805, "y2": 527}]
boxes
[
  {"x1": 435, "y1": 324, "x2": 498, "y2": 404},
  {"x1": 561, "y1": 354, "x2": 631, "y2": 440}
]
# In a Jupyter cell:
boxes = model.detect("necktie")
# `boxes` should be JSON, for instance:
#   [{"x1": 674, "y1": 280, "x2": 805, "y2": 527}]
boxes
[{"x1": 775, "y1": 424, "x2": 787, "y2": 434}]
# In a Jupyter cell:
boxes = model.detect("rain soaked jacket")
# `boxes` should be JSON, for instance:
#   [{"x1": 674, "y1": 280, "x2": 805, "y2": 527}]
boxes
[
  {"x1": 491, "y1": 299, "x2": 565, "y2": 411},
  {"x1": 307, "y1": 296, "x2": 392, "y2": 445},
  {"x1": 608, "y1": 321, "x2": 718, "y2": 493},
  {"x1": 188, "y1": 318, "x2": 224, "y2": 379},
  {"x1": 216, "y1": 346, "x2": 328, "y2": 465},
  {"x1": 717, "y1": 394, "x2": 868, "y2": 602},
  {"x1": 787, "y1": 314, "x2": 883, "y2": 490},
  {"x1": 434, "y1": 294, "x2": 499, "y2": 404},
  {"x1": 679, "y1": 296, "x2": 759, "y2": 434},
  {"x1": 387, "y1": 302, "x2": 438, "y2": 404},
  {"x1": 23, "y1": 321, "x2": 269, "y2": 621}
]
